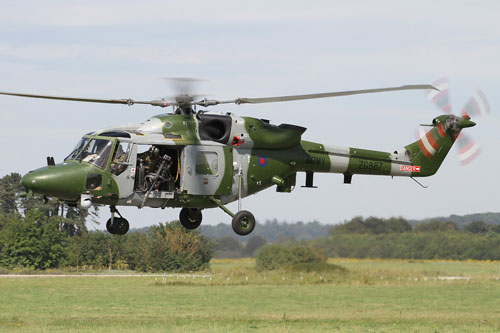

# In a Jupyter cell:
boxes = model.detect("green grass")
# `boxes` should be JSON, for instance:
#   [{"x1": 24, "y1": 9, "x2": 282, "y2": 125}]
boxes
[
  {"x1": 330, "y1": 258, "x2": 500, "y2": 278},
  {"x1": 1, "y1": 259, "x2": 500, "y2": 332}
]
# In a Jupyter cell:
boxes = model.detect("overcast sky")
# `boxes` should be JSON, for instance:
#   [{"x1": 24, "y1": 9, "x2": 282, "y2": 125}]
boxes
[{"x1": 0, "y1": 1, "x2": 498, "y2": 230}]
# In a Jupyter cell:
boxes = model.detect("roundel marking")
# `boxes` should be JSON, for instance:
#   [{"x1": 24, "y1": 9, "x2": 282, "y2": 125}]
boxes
[
  {"x1": 258, "y1": 156, "x2": 267, "y2": 167},
  {"x1": 165, "y1": 122, "x2": 172, "y2": 129}
]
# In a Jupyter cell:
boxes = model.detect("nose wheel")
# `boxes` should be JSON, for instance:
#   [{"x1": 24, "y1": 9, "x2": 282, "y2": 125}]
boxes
[
  {"x1": 179, "y1": 208, "x2": 203, "y2": 229},
  {"x1": 106, "y1": 206, "x2": 130, "y2": 235}
]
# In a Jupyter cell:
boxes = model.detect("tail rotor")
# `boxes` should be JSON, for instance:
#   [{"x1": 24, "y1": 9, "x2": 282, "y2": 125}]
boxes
[{"x1": 423, "y1": 78, "x2": 489, "y2": 165}]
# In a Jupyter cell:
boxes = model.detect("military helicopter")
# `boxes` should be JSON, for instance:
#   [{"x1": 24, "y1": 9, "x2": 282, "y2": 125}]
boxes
[{"x1": 1, "y1": 82, "x2": 476, "y2": 236}]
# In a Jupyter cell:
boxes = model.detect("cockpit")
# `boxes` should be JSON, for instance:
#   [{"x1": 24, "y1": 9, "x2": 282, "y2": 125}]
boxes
[
  {"x1": 64, "y1": 137, "x2": 126, "y2": 171},
  {"x1": 63, "y1": 133, "x2": 182, "y2": 200}
]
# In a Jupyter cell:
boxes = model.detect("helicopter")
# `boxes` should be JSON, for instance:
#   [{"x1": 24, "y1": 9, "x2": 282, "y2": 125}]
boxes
[{"x1": 1, "y1": 82, "x2": 476, "y2": 236}]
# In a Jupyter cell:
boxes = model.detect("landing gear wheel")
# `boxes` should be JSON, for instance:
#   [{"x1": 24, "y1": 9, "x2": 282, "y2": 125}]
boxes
[
  {"x1": 106, "y1": 218, "x2": 115, "y2": 234},
  {"x1": 179, "y1": 208, "x2": 203, "y2": 230},
  {"x1": 114, "y1": 218, "x2": 130, "y2": 235},
  {"x1": 232, "y1": 210, "x2": 256, "y2": 236},
  {"x1": 106, "y1": 217, "x2": 129, "y2": 235}
]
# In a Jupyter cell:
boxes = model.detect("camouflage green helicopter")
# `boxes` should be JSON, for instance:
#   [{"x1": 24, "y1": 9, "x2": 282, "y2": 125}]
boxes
[{"x1": 0, "y1": 83, "x2": 476, "y2": 236}]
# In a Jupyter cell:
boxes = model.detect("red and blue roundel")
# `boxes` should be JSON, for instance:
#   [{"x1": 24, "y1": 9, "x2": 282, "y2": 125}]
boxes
[{"x1": 257, "y1": 156, "x2": 267, "y2": 167}]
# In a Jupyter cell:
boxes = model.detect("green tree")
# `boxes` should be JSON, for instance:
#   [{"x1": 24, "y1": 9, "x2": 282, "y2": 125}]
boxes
[
  {"x1": 274, "y1": 234, "x2": 296, "y2": 244},
  {"x1": 414, "y1": 220, "x2": 458, "y2": 232},
  {"x1": 66, "y1": 233, "x2": 88, "y2": 270},
  {"x1": 312, "y1": 231, "x2": 500, "y2": 260},
  {"x1": 61, "y1": 206, "x2": 90, "y2": 236},
  {"x1": 243, "y1": 235, "x2": 267, "y2": 257},
  {"x1": 0, "y1": 210, "x2": 67, "y2": 269},
  {"x1": 464, "y1": 221, "x2": 490, "y2": 234},
  {"x1": 330, "y1": 216, "x2": 411, "y2": 235},
  {"x1": 65, "y1": 231, "x2": 109, "y2": 269},
  {"x1": 0, "y1": 173, "x2": 23, "y2": 215},
  {"x1": 213, "y1": 236, "x2": 244, "y2": 258},
  {"x1": 384, "y1": 217, "x2": 412, "y2": 233},
  {"x1": 121, "y1": 232, "x2": 152, "y2": 271},
  {"x1": 255, "y1": 243, "x2": 324, "y2": 271},
  {"x1": 490, "y1": 224, "x2": 500, "y2": 233},
  {"x1": 148, "y1": 221, "x2": 213, "y2": 272}
]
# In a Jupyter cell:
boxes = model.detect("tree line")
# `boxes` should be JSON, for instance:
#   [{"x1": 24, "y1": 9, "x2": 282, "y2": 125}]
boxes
[
  {"x1": 308, "y1": 216, "x2": 500, "y2": 260},
  {"x1": 210, "y1": 216, "x2": 500, "y2": 259},
  {"x1": 329, "y1": 216, "x2": 500, "y2": 235},
  {"x1": 201, "y1": 219, "x2": 331, "y2": 242}
]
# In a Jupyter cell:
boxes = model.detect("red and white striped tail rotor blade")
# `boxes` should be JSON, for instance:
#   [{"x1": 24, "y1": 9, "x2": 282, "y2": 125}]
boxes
[
  {"x1": 456, "y1": 133, "x2": 481, "y2": 165},
  {"x1": 461, "y1": 89, "x2": 491, "y2": 117},
  {"x1": 426, "y1": 77, "x2": 452, "y2": 113}
]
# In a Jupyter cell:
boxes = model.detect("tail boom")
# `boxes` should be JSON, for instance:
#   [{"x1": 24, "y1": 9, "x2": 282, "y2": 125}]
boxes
[
  {"x1": 300, "y1": 142, "x2": 421, "y2": 178},
  {"x1": 300, "y1": 114, "x2": 473, "y2": 180}
]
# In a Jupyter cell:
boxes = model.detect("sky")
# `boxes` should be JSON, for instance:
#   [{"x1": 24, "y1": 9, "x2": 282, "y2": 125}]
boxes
[{"x1": 0, "y1": 0, "x2": 498, "y2": 230}]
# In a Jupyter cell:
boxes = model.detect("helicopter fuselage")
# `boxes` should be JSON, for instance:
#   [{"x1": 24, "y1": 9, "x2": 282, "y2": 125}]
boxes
[{"x1": 21, "y1": 111, "x2": 474, "y2": 235}]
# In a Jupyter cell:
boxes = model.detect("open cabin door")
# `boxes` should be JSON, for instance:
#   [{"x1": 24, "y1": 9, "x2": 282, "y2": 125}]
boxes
[
  {"x1": 110, "y1": 140, "x2": 137, "y2": 199},
  {"x1": 132, "y1": 145, "x2": 181, "y2": 201},
  {"x1": 181, "y1": 145, "x2": 232, "y2": 195}
]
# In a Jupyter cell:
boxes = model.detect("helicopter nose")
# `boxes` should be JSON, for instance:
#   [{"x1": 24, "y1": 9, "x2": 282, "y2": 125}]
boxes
[
  {"x1": 21, "y1": 171, "x2": 43, "y2": 192},
  {"x1": 21, "y1": 164, "x2": 86, "y2": 201}
]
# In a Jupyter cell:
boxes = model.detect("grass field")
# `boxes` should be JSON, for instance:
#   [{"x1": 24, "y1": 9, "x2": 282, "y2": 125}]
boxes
[{"x1": 1, "y1": 259, "x2": 500, "y2": 332}]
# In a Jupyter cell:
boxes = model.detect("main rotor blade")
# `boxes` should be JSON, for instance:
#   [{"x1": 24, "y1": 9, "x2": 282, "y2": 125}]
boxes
[
  {"x1": 233, "y1": 84, "x2": 437, "y2": 105},
  {"x1": 0, "y1": 83, "x2": 437, "y2": 109},
  {"x1": 0, "y1": 91, "x2": 171, "y2": 107}
]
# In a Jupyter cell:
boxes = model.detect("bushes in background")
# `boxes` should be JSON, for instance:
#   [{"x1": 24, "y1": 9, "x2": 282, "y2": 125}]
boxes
[
  {"x1": 0, "y1": 215, "x2": 213, "y2": 272},
  {"x1": 255, "y1": 243, "x2": 325, "y2": 271}
]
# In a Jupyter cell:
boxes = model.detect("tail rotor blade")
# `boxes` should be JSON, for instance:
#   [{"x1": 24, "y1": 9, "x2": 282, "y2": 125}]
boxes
[
  {"x1": 456, "y1": 133, "x2": 481, "y2": 165},
  {"x1": 461, "y1": 89, "x2": 490, "y2": 117},
  {"x1": 426, "y1": 77, "x2": 452, "y2": 113}
]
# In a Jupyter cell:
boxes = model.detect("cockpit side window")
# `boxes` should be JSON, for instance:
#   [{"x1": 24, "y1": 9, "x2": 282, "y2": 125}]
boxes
[
  {"x1": 110, "y1": 141, "x2": 131, "y2": 175},
  {"x1": 79, "y1": 139, "x2": 113, "y2": 169}
]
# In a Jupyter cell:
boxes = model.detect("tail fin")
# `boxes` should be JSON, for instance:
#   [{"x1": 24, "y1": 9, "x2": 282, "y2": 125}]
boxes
[{"x1": 405, "y1": 115, "x2": 475, "y2": 177}]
